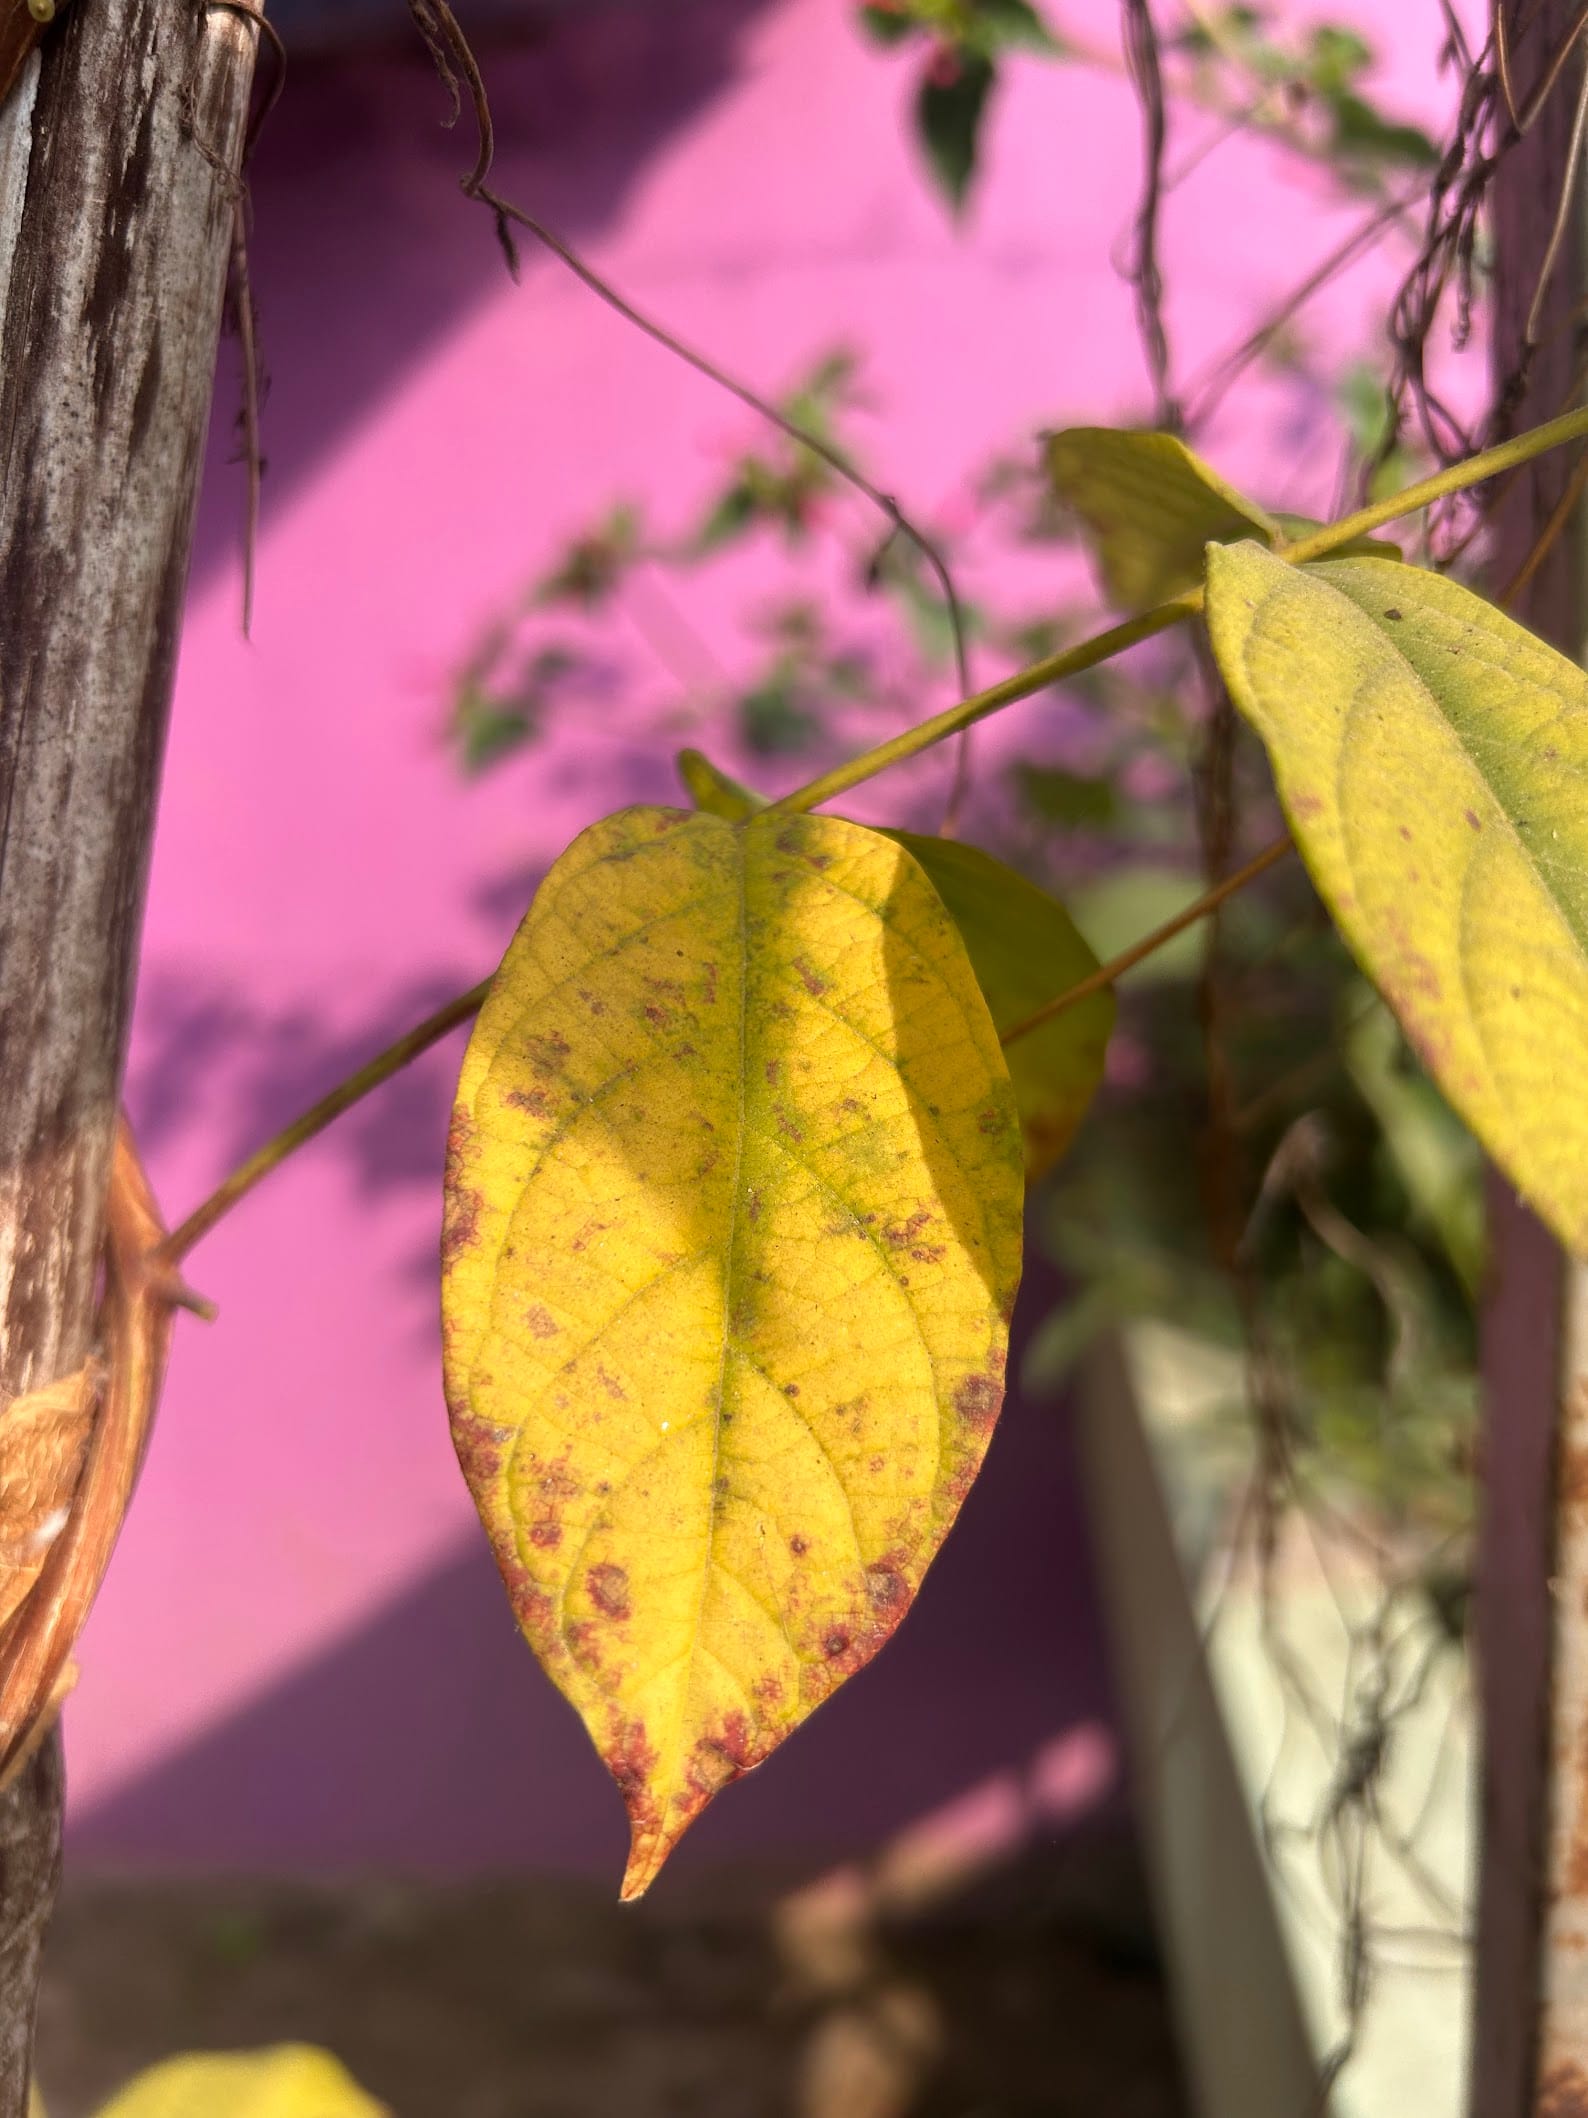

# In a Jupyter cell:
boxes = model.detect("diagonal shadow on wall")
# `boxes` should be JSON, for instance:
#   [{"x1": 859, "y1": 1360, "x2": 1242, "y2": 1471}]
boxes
[
  {"x1": 190, "y1": 0, "x2": 780, "y2": 596},
  {"x1": 68, "y1": 1246, "x2": 1118, "y2": 1877}
]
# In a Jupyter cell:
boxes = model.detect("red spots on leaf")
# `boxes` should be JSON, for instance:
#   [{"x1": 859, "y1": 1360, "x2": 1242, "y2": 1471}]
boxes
[
  {"x1": 884, "y1": 1210, "x2": 934, "y2": 1253},
  {"x1": 588, "y1": 1561, "x2": 632, "y2": 1621},
  {"x1": 528, "y1": 1030, "x2": 571, "y2": 1074},
  {"x1": 823, "y1": 1629, "x2": 851, "y2": 1659},
  {"x1": 1464, "y1": 808, "x2": 1482, "y2": 831},
  {"x1": 506, "y1": 1086, "x2": 554, "y2": 1118},
  {"x1": 765, "y1": 1059, "x2": 781, "y2": 1085},
  {"x1": 595, "y1": 1366, "x2": 628, "y2": 1403},
  {"x1": 783, "y1": 1382, "x2": 800, "y2": 1398},
  {"x1": 789, "y1": 1533, "x2": 810, "y2": 1557},
  {"x1": 451, "y1": 1414, "x2": 510, "y2": 1487},
  {"x1": 775, "y1": 1106, "x2": 804, "y2": 1143},
  {"x1": 525, "y1": 1304, "x2": 561, "y2": 1340},
  {"x1": 529, "y1": 1521, "x2": 563, "y2": 1549},
  {"x1": 1290, "y1": 792, "x2": 1323, "y2": 820},
  {"x1": 578, "y1": 988, "x2": 607, "y2": 1017},
  {"x1": 955, "y1": 1369, "x2": 1004, "y2": 1429},
  {"x1": 706, "y1": 1710, "x2": 757, "y2": 1772},
  {"x1": 569, "y1": 1218, "x2": 611, "y2": 1254},
  {"x1": 701, "y1": 961, "x2": 719, "y2": 1006},
  {"x1": 791, "y1": 956, "x2": 828, "y2": 997},
  {"x1": 643, "y1": 1003, "x2": 671, "y2": 1027},
  {"x1": 867, "y1": 1557, "x2": 908, "y2": 1613},
  {"x1": 605, "y1": 1717, "x2": 660, "y2": 1825}
]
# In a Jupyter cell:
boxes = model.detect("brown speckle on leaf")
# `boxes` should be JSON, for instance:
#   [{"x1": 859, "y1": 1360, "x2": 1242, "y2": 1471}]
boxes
[
  {"x1": 791, "y1": 956, "x2": 828, "y2": 997},
  {"x1": 588, "y1": 1561, "x2": 632, "y2": 1621},
  {"x1": 1464, "y1": 808, "x2": 1482, "y2": 832},
  {"x1": 529, "y1": 1520, "x2": 563, "y2": 1549},
  {"x1": 955, "y1": 1370, "x2": 1003, "y2": 1428},
  {"x1": 789, "y1": 1533, "x2": 809, "y2": 1556},
  {"x1": 506, "y1": 1086, "x2": 554, "y2": 1117},
  {"x1": 823, "y1": 1629, "x2": 851, "y2": 1658},
  {"x1": 525, "y1": 1304, "x2": 561, "y2": 1340}
]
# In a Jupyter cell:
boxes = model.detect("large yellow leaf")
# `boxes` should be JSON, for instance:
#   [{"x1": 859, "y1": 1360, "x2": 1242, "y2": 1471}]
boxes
[
  {"x1": 1205, "y1": 542, "x2": 1588, "y2": 1255},
  {"x1": 1046, "y1": 427, "x2": 1278, "y2": 609},
  {"x1": 675, "y1": 752, "x2": 1111, "y2": 1179},
  {"x1": 91, "y1": 2048, "x2": 387, "y2": 2118},
  {"x1": 443, "y1": 807, "x2": 1025, "y2": 1897}
]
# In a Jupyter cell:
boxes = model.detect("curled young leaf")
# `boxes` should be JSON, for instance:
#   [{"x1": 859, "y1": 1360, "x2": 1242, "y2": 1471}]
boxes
[
  {"x1": 1206, "y1": 543, "x2": 1588, "y2": 1256},
  {"x1": 444, "y1": 808, "x2": 1025, "y2": 1897}
]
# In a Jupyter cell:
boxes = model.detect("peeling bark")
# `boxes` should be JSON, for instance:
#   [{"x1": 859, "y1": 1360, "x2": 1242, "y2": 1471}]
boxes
[{"x1": 0, "y1": 1, "x2": 258, "y2": 2106}]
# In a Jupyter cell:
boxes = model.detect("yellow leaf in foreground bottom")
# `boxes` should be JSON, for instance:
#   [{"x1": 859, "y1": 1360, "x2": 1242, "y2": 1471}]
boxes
[
  {"x1": 443, "y1": 807, "x2": 1025, "y2": 1898},
  {"x1": 91, "y1": 2047, "x2": 387, "y2": 2118},
  {"x1": 1205, "y1": 542, "x2": 1588, "y2": 1255}
]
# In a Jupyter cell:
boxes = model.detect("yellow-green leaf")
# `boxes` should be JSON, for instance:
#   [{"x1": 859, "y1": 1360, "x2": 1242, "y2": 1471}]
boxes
[
  {"x1": 888, "y1": 833, "x2": 1112, "y2": 1179},
  {"x1": 443, "y1": 807, "x2": 1025, "y2": 1898},
  {"x1": 676, "y1": 748, "x2": 764, "y2": 822},
  {"x1": 676, "y1": 750, "x2": 1111, "y2": 1176},
  {"x1": 1269, "y1": 511, "x2": 1402, "y2": 561},
  {"x1": 1045, "y1": 427, "x2": 1278, "y2": 609},
  {"x1": 1205, "y1": 542, "x2": 1588, "y2": 1255},
  {"x1": 91, "y1": 2048, "x2": 387, "y2": 2118}
]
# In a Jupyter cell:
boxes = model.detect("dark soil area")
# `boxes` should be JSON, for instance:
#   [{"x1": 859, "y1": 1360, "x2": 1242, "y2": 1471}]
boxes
[{"x1": 35, "y1": 1826, "x2": 1186, "y2": 2117}]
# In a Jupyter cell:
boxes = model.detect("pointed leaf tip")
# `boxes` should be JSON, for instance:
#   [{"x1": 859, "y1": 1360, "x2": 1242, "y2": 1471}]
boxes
[{"x1": 444, "y1": 807, "x2": 1025, "y2": 1891}]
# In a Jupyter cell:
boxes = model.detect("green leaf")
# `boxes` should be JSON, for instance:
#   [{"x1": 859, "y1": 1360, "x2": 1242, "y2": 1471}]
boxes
[
  {"x1": 1327, "y1": 91, "x2": 1438, "y2": 169},
  {"x1": 974, "y1": 0, "x2": 1065, "y2": 55},
  {"x1": 1013, "y1": 762, "x2": 1118, "y2": 829},
  {"x1": 444, "y1": 808, "x2": 1025, "y2": 1898},
  {"x1": 1045, "y1": 428, "x2": 1279, "y2": 610},
  {"x1": 858, "y1": 2, "x2": 919, "y2": 45},
  {"x1": 676, "y1": 749, "x2": 766, "y2": 822},
  {"x1": 916, "y1": 52, "x2": 996, "y2": 210},
  {"x1": 1205, "y1": 543, "x2": 1588, "y2": 1256},
  {"x1": 91, "y1": 2048, "x2": 387, "y2": 2118},
  {"x1": 1068, "y1": 866, "x2": 1207, "y2": 982},
  {"x1": 1342, "y1": 993, "x2": 1484, "y2": 1295},
  {"x1": 1269, "y1": 512, "x2": 1401, "y2": 562},
  {"x1": 889, "y1": 832, "x2": 1113, "y2": 1179}
]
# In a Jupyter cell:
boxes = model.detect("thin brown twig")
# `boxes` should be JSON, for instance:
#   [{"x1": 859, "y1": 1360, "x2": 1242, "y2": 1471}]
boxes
[
  {"x1": 161, "y1": 980, "x2": 490, "y2": 1264},
  {"x1": 402, "y1": 0, "x2": 976, "y2": 805},
  {"x1": 999, "y1": 835, "x2": 1292, "y2": 1046},
  {"x1": 1120, "y1": 0, "x2": 1183, "y2": 432}
]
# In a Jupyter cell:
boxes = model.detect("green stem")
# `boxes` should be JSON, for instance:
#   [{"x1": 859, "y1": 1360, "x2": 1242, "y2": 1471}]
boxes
[
  {"x1": 156, "y1": 401, "x2": 1588, "y2": 1252},
  {"x1": 1000, "y1": 834, "x2": 1293, "y2": 1046},
  {"x1": 772, "y1": 402, "x2": 1588, "y2": 816},
  {"x1": 160, "y1": 980, "x2": 491, "y2": 1263}
]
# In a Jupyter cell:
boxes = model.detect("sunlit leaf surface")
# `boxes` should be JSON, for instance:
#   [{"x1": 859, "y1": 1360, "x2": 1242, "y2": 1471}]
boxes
[
  {"x1": 443, "y1": 808, "x2": 1025, "y2": 1896},
  {"x1": 1207, "y1": 543, "x2": 1588, "y2": 1255}
]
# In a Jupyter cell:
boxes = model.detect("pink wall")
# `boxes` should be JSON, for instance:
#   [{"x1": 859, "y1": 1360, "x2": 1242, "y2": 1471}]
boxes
[{"x1": 65, "y1": 0, "x2": 1479, "y2": 1876}]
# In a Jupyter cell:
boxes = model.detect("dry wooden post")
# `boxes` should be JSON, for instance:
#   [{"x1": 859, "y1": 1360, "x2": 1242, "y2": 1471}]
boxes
[
  {"x1": 1471, "y1": 4, "x2": 1588, "y2": 2109},
  {"x1": 0, "y1": 2, "x2": 257, "y2": 2106}
]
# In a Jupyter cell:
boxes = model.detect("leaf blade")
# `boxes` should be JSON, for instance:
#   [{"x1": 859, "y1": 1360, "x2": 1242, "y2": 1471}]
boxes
[
  {"x1": 92, "y1": 2048, "x2": 387, "y2": 2118},
  {"x1": 1046, "y1": 427, "x2": 1279, "y2": 609},
  {"x1": 1205, "y1": 543, "x2": 1588, "y2": 1255},
  {"x1": 444, "y1": 808, "x2": 1025, "y2": 1897}
]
